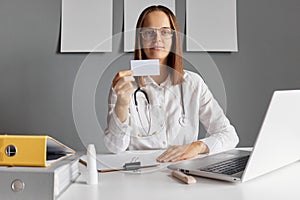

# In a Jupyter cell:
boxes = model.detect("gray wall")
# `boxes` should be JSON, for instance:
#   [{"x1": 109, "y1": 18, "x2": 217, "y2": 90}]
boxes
[{"x1": 0, "y1": 0, "x2": 299, "y2": 152}]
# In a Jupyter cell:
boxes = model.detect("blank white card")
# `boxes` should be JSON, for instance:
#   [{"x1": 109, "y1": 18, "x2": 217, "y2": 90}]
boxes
[
  {"x1": 186, "y1": 0, "x2": 238, "y2": 52},
  {"x1": 61, "y1": 0, "x2": 112, "y2": 52}
]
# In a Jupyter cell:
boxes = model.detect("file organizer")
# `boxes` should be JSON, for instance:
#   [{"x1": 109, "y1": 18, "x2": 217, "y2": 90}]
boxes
[
  {"x1": 0, "y1": 135, "x2": 75, "y2": 167},
  {"x1": 0, "y1": 153, "x2": 81, "y2": 200}
]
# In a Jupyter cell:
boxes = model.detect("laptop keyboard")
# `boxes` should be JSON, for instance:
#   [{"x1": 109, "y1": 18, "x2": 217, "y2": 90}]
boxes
[{"x1": 200, "y1": 155, "x2": 250, "y2": 175}]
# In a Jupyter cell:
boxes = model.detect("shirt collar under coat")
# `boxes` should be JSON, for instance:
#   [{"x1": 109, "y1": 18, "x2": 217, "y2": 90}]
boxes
[{"x1": 143, "y1": 74, "x2": 172, "y2": 88}]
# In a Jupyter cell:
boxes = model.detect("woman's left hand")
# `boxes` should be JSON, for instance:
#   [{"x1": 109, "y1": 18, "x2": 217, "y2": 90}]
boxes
[{"x1": 156, "y1": 141, "x2": 209, "y2": 162}]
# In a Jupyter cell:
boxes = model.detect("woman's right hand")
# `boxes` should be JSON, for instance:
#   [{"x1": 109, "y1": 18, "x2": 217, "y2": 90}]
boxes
[
  {"x1": 112, "y1": 70, "x2": 135, "y2": 122},
  {"x1": 112, "y1": 70, "x2": 135, "y2": 106}
]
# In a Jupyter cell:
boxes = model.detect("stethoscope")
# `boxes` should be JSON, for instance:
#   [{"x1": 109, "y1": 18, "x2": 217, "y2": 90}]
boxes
[{"x1": 133, "y1": 83, "x2": 187, "y2": 137}]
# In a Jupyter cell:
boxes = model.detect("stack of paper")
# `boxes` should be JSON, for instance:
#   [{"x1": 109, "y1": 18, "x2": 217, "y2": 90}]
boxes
[{"x1": 54, "y1": 157, "x2": 80, "y2": 197}]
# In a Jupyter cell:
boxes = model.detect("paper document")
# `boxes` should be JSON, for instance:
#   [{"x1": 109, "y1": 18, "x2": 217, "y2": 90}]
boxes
[
  {"x1": 186, "y1": 0, "x2": 238, "y2": 52},
  {"x1": 61, "y1": 0, "x2": 112, "y2": 52},
  {"x1": 130, "y1": 59, "x2": 160, "y2": 76},
  {"x1": 81, "y1": 150, "x2": 168, "y2": 172}
]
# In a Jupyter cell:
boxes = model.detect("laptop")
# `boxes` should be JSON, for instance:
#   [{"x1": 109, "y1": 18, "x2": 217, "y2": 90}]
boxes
[{"x1": 168, "y1": 90, "x2": 300, "y2": 183}]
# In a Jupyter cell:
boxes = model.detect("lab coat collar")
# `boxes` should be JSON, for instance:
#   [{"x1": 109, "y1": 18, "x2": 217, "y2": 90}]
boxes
[{"x1": 144, "y1": 74, "x2": 172, "y2": 88}]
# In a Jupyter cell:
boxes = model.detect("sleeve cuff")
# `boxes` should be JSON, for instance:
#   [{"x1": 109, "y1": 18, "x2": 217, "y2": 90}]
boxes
[
  {"x1": 200, "y1": 136, "x2": 222, "y2": 155},
  {"x1": 109, "y1": 111, "x2": 131, "y2": 136}
]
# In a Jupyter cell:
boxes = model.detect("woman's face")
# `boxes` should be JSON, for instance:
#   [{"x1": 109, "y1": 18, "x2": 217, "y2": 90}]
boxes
[{"x1": 141, "y1": 11, "x2": 173, "y2": 63}]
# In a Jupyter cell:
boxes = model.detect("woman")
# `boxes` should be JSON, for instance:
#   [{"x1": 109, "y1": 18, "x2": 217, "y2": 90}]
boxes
[{"x1": 104, "y1": 5, "x2": 239, "y2": 162}]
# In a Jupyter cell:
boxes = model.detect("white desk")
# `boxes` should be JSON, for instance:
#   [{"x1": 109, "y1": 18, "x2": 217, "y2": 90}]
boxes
[{"x1": 59, "y1": 152, "x2": 300, "y2": 200}]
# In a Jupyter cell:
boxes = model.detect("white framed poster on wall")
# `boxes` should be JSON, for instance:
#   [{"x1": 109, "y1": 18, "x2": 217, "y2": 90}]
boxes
[{"x1": 186, "y1": 0, "x2": 238, "y2": 52}]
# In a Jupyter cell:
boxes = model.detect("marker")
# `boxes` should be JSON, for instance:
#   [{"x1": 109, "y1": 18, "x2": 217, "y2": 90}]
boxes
[
  {"x1": 171, "y1": 170, "x2": 196, "y2": 184},
  {"x1": 87, "y1": 144, "x2": 98, "y2": 185}
]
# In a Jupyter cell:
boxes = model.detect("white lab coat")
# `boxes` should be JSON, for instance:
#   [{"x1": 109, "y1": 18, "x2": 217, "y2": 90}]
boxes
[{"x1": 104, "y1": 70, "x2": 239, "y2": 154}]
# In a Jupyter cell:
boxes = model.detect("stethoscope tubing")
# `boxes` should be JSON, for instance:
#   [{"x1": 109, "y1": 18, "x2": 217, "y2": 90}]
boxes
[{"x1": 134, "y1": 83, "x2": 186, "y2": 136}]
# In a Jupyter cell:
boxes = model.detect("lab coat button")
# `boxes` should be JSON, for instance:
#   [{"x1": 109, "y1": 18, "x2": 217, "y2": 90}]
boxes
[{"x1": 162, "y1": 141, "x2": 166, "y2": 145}]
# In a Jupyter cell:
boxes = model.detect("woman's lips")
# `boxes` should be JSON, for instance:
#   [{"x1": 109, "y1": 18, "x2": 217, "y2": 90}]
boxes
[{"x1": 151, "y1": 46, "x2": 165, "y2": 50}]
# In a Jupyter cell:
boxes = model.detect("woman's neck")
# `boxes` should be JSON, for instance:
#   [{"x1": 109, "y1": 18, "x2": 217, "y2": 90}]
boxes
[{"x1": 151, "y1": 60, "x2": 169, "y2": 85}]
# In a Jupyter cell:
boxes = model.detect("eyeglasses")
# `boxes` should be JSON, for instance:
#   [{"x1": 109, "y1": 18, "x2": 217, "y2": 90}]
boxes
[{"x1": 140, "y1": 27, "x2": 175, "y2": 41}]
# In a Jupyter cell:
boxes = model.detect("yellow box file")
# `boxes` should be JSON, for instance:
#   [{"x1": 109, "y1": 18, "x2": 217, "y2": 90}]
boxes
[{"x1": 0, "y1": 135, "x2": 75, "y2": 167}]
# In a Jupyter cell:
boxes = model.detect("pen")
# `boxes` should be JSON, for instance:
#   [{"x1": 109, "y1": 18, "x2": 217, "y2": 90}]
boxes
[{"x1": 79, "y1": 159, "x2": 160, "y2": 173}]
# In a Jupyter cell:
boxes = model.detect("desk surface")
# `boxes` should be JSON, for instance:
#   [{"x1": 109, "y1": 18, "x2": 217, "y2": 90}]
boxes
[{"x1": 59, "y1": 151, "x2": 300, "y2": 200}]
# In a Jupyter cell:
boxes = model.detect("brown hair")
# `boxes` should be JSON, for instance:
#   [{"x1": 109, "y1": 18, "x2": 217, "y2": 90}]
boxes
[{"x1": 134, "y1": 5, "x2": 184, "y2": 87}]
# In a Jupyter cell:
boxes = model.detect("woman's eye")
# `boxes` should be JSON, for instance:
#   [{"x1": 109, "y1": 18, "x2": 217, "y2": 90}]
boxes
[
  {"x1": 161, "y1": 29, "x2": 171, "y2": 36},
  {"x1": 161, "y1": 31, "x2": 167, "y2": 35},
  {"x1": 145, "y1": 31, "x2": 154, "y2": 36}
]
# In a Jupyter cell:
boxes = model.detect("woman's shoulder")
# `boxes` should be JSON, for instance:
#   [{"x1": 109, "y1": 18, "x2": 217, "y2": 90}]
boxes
[{"x1": 183, "y1": 70, "x2": 205, "y2": 85}]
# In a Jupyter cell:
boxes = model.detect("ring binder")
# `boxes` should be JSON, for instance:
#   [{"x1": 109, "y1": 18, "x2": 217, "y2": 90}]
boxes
[
  {"x1": 0, "y1": 153, "x2": 82, "y2": 200},
  {"x1": 0, "y1": 135, "x2": 75, "y2": 167}
]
